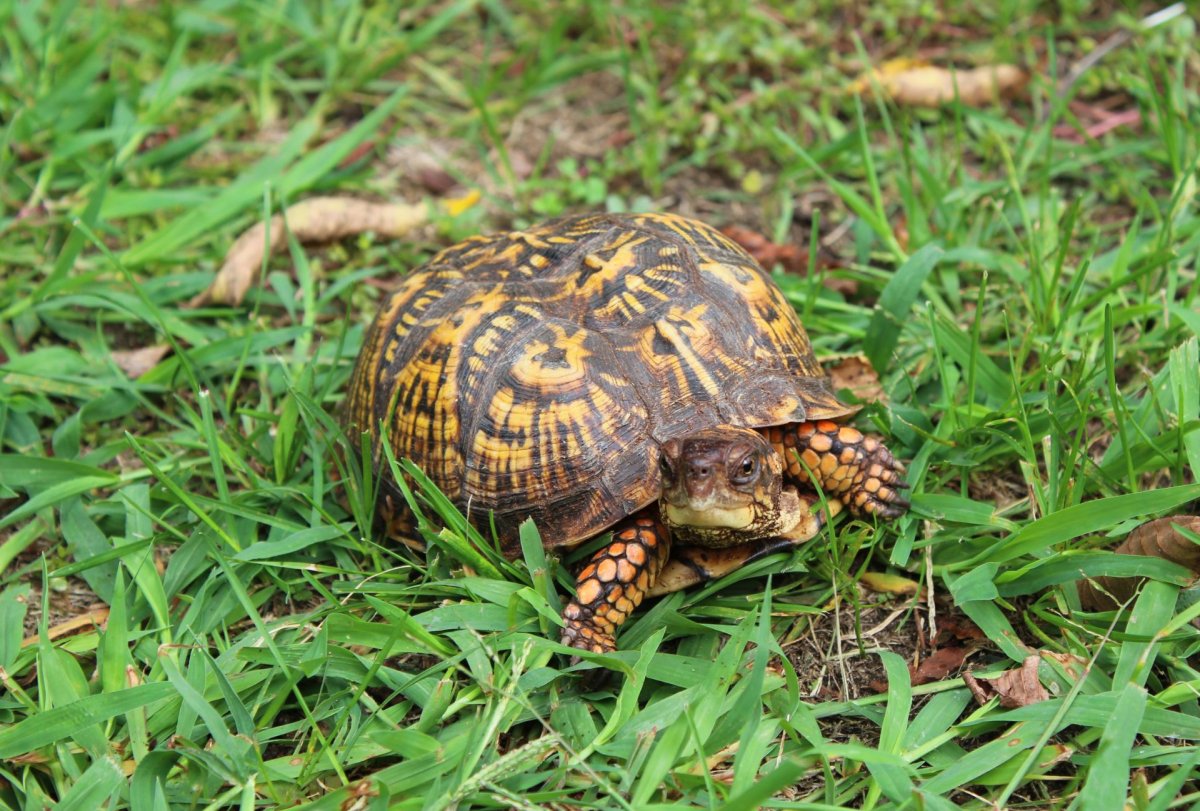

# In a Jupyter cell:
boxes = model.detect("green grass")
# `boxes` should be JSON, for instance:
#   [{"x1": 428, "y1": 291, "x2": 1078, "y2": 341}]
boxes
[{"x1": 2, "y1": 1, "x2": 1199, "y2": 808}]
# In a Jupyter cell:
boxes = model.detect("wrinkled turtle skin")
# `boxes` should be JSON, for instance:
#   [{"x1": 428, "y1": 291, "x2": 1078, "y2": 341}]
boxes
[{"x1": 345, "y1": 212, "x2": 908, "y2": 656}]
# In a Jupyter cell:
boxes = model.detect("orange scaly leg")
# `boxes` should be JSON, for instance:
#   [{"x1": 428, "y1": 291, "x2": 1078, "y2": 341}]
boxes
[
  {"x1": 560, "y1": 513, "x2": 670, "y2": 655},
  {"x1": 767, "y1": 421, "x2": 909, "y2": 519}
]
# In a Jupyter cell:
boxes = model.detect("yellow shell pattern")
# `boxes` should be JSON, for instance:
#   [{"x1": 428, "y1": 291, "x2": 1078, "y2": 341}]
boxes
[{"x1": 345, "y1": 212, "x2": 853, "y2": 552}]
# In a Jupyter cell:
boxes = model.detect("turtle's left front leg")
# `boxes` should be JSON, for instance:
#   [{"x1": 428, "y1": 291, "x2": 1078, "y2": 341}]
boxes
[
  {"x1": 560, "y1": 513, "x2": 671, "y2": 655},
  {"x1": 766, "y1": 421, "x2": 909, "y2": 518}
]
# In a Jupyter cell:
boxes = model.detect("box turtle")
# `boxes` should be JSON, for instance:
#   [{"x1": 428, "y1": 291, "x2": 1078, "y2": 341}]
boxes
[{"x1": 346, "y1": 212, "x2": 908, "y2": 656}]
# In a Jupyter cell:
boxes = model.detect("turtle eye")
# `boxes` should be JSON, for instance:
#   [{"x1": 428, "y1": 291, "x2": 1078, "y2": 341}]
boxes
[{"x1": 734, "y1": 455, "x2": 758, "y2": 483}]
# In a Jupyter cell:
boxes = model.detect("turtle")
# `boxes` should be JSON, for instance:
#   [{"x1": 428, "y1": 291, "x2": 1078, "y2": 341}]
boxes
[{"x1": 345, "y1": 211, "x2": 908, "y2": 656}]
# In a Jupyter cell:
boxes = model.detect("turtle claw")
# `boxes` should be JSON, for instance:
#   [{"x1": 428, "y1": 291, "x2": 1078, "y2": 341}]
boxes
[{"x1": 560, "y1": 621, "x2": 616, "y2": 658}]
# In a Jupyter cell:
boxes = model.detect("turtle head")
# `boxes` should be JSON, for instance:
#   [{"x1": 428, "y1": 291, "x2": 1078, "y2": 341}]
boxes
[{"x1": 658, "y1": 426, "x2": 802, "y2": 547}]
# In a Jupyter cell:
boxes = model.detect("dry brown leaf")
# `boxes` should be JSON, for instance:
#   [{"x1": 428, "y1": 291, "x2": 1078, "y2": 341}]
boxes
[
  {"x1": 22, "y1": 605, "x2": 110, "y2": 648},
  {"x1": 935, "y1": 614, "x2": 985, "y2": 644},
  {"x1": 720, "y1": 225, "x2": 809, "y2": 274},
  {"x1": 911, "y1": 646, "x2": 968, "y2": 686},
  {"x1": 827, "y1": 354, "x2": 885, "y2": 403},
  {"x1": 111, "y1": 344, "x2": 170, "y2": 378},
  {"x1": 964, "y1": 655, "x2": 1048, "y2": 708},
  {"x1": 851, "y1": 59, "x2": 1028, "y2": 108},
  {"x1": 1078, "y1": 516, "x2": 1200, "y2": 611},
  {"x1": 190, "y1": 197, "x2": 429, "y2": 308}
]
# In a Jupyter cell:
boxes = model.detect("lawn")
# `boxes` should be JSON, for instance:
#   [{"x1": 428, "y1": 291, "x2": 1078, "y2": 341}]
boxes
[{"x1": 1, "y1": 1, "x2": 1199, "y2": 808}]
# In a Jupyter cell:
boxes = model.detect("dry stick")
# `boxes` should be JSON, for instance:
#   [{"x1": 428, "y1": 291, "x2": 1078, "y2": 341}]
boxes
[{"x1": 1052, "y1": 3, "x2": 1186, "y2": 107}]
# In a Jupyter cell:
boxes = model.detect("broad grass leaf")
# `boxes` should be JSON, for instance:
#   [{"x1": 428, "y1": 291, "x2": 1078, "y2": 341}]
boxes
[
  {"x1": 966, "y1": 691, "x2": 1200, "y2": 739},
  {"x1": 0, "y1": 683, "x2": 177, "y2": 759},
  {"x1": 871, "y1": 651, "x2": 915, "y2": 802},
  {"x1": 864, "y1": 244, "x2": 944, "y2": 373},
  {"x1": 1076, "y1": 683, "x2": 1146, "y2": 811},
  {"x1": 1113, "y1": 579, "x2": 1177, "y2": 687},
  {"x1": 987, "y1": 485, "x2": 1200, "y2": 564},
  {"x1": 998, "y1": 550, "x2": 1193, "y2": 598},
  {"x1": 129, "y1": 751, "x2": 182, "y2": 811},
  {"x1": 0, "y1": 585, "x2": 31, "y2": 671},
  {"x1": 55, "y1": 755, "x2": 124, "y2": 811},
  {"x1": 233, "y1": 523, "x2": 351, "y2": 562},
  {"x1": 920, "y1": 724, "x2": 1038, "y2": 794}
]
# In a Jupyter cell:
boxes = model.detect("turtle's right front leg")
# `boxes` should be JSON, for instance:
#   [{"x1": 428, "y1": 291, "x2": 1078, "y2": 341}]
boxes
[{"x1": 560, "y1": 513, "x2": 671, "y2": 654}]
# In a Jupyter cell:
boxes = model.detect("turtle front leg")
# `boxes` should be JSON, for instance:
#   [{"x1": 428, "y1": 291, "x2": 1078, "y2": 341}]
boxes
[
  {"x1": 767, "y1": 421, "x2": 909, "y2": 519},
  {"x1": 560, "y1": 513, "x2": 670, "y2": 655}
]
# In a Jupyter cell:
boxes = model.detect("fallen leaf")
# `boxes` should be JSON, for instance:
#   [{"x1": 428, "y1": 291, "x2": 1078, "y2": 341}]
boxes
[
  {"x1": 851, "y1": 59, "x2": 1028, "y2": 108},
  {"x1": 859, "y1": 570, "x2": 920, "y2": 596},
  {"x1": 22, "y1": 605, "x2": 110, "y2": 648},
  {"x1": 190, "y1": 197, "x2": 429, "y2": 308},
  {"x1": 337, "y1": 139, "x2": 377, "y2": 170},
  {"x1": 1078, "y1": 516, "x2": 1200, "y2": 611},
  {"x1": 935, "y1": 614, "x2": 985, "y2": 644},
  {"x1": 414, "y1": 166, "x2": 459, "y2": 195},
  {"x1": 720, "y1": 225, "x2": 809, "y2": 275},
  {"x1": 910, "y1": 646, "x2": 968, "y2": 686},
  {"x1": 111, "y1": 345, "x2": 170, "y2": 378},
  {"x1": 826, "y1": 354, "x2": 885, "y2": 403},
  {"x1": 1053, "y1": 107, "x2": 1141, "y2": 143},
  {"x1": 138, "y1": 124, "x2": 180, "y2": 154},
  {"x1": 964, "y1": 655, "x2": 1048, "y2": 708}
]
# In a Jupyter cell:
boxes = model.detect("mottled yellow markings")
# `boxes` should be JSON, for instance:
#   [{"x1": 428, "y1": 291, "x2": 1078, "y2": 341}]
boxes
[
  {"x1": 513, "y1": 230, "x2": 551, "y2": 249},
  {"x1": 510, "y1": 324, "x2": 591, "y2": 388},
  {"x1": 643, "y1": 212, "x2": 703, "y2": 245},
  {"x1": 573, "y1": 232, "x2": 647, "y2": 289},
  {"x1": 456, "y1": 242, "x2": 522, "y2": 278},
  {"x1": 640, "y1": 304, "x2": 722, "y2": 397}
]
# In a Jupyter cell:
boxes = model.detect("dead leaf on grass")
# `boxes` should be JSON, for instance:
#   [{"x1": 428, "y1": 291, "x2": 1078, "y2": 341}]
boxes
[
  {"x1": 911, "y1": 646, "x2": 968, "y2": 686},
  {"x1": 21, "y1": 604, "x2": 110, "y2": 648},
  {"x1": 851, "y1": 59, "x2": 1028, "y2": 108},
  {"x1": 827, "y1": 354, "x2": 885, "y2": 404},
  {"x1": 1078, "y1": 516, "x2": 1200, "y2": 611},
  {"x1": 720, "y1": 225, "x2": 809, "y2": 274},
  {"x1": 964, "y1": 655, "x2": 1048, "y2": 708},
  {"x1": 189, "y1": 197, "x2": 430, "y2": 308},
  {"x1": 111, "y1": 345, "x2": 171, "y2": 378},
  {"x1": 1053, "y1": 106, "x2": 1142, "y2": 143},
  {"x1": 935, "y1": 614, "x2": 985, "y2": 644},
  {"x1": 859, "y1": 571, "x2": 920, "y2": 596}
]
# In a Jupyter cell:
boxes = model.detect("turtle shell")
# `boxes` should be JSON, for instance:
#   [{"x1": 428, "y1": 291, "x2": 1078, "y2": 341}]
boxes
[{"x1": 345, "y1": 212, "x2": 854, "y2": 554}]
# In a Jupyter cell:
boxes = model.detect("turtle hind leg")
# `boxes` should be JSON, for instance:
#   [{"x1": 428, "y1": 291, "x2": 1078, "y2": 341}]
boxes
[
  {"x1": 767, "y1": 421, "x2": 909, "y2": 519},
  {"x1": 560, "y1": 513, "x2": 670, "y2": 655},
  {"x1": 647, "y1": 494, "x2": 839, "y2": 598}
]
